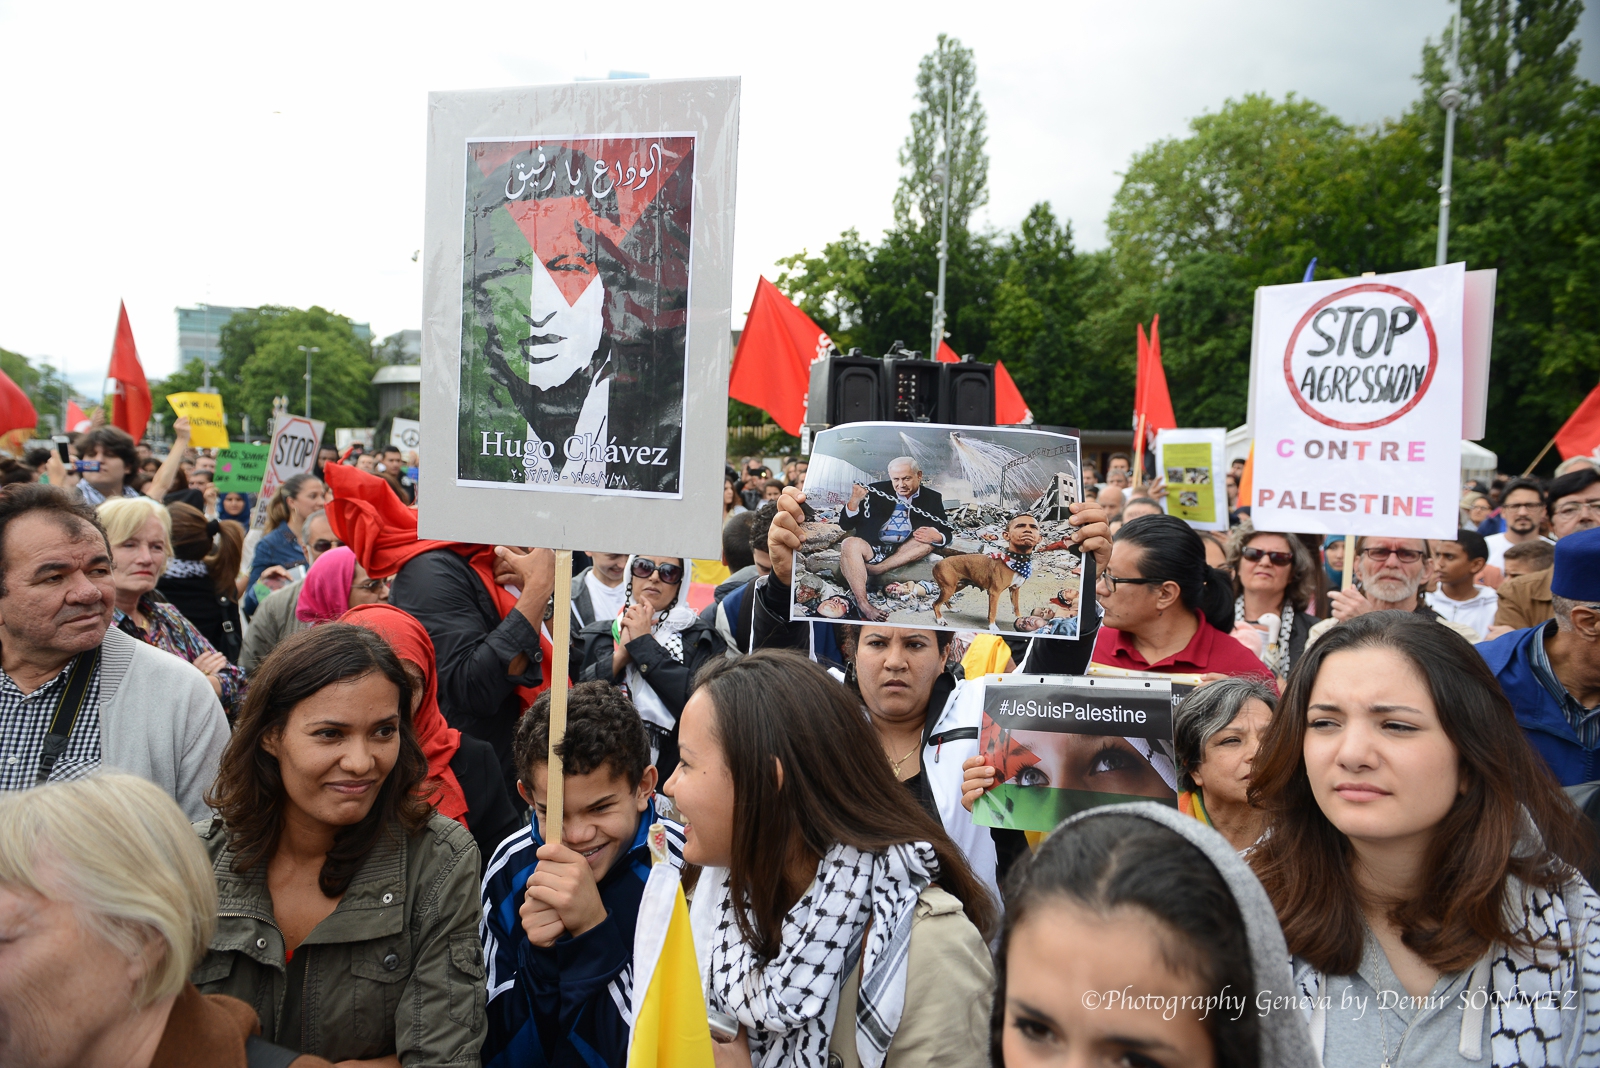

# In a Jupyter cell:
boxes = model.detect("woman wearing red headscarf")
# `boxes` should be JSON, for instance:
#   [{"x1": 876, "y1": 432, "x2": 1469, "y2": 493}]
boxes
[
  {"x1": 322, "y1": 462, "x2": 556, "y2": 805},
  {"x1": 342, "y1": 603, "x2": 521, "y2": 861}
]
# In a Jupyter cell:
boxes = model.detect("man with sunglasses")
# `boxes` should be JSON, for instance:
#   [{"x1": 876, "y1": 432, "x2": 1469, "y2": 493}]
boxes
[
  {"x1": 238, "y1": 510, "x2": 341, "y2": 672},
  {"x1": 1304, "y1": 536, "x2": 1480, "y2": 650}
]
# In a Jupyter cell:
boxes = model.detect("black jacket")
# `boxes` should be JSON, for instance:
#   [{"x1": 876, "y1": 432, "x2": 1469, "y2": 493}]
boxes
[
  {"x1": 837, "y1": 482, "x2": 952, "y2": 547},
  {"x1": 389, "y1": 549, "x2": 545, "y2": 803},
  {"x1": 157, "y1": 574, "x2": 243, "y2": 664},
  {"x1": 575, "y1": 615, "x2": 727, "y2": 778},
  {"x1": 450, "y1": 733, "x2": 523, "y2": 863}
]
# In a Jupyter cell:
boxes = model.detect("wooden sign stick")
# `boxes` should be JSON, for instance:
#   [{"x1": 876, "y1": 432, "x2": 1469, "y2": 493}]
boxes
[
  {"x1": 544, "y1": 550, "x2": 574, "y2": 843},
  {"x1": 1342, "y1": 534, "x2": 1356, "y2": 592}
]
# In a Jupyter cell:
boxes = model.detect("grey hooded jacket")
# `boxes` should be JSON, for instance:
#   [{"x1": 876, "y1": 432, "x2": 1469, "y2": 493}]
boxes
[{"x1": 1055, "y1": 803, "x2": 1321, "y2": 1068}]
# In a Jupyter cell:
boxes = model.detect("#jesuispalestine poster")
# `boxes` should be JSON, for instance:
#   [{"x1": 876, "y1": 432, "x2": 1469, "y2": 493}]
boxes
[{"x1": 458, "y1": 136, "x2": 695, "y2": 498}]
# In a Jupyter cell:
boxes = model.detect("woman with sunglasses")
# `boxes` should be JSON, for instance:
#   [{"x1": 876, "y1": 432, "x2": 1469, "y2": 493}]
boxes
[
  {"x1": 577, "y1": 554, "x2": 726, "y2": 776},
  {"x1": 293, "y1": 546, "x2": 389, "y2": 627},
  {"x1": 1092, "y1": 514, "x2": 1271, "y2": 680},
  {"x1": 1226, "y1": 526, "x2": 1320, "y2": 680}
]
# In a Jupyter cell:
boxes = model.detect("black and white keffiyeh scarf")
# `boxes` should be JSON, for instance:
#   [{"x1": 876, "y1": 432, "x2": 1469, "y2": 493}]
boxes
[
  {"x1": 616, "y1": 555, "x2": 698, "y2": 743},
  {"x1": 1295, "y1": 876, "x2": 1600, "y2": 1067},
  {"x1": 1235, "y1": 596, "x2": 1297, "y2": 678},
  {"x1": 706, "y1": 840, "x2": 937, "y2": 1068}
]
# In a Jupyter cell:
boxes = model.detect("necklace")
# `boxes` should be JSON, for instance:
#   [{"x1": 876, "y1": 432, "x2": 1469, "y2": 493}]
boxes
[
  {"x1": 1377, "y1": 989, "x2": 1417, "y2": 1068},
  {"x1": 886, "y1": 739, "x2": 920, "y2": 778}
]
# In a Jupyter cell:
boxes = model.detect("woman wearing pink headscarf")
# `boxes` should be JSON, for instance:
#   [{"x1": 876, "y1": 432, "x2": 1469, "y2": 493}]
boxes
[{"x1": 294, "y1": 546, "x2": 388, "y2": 624}]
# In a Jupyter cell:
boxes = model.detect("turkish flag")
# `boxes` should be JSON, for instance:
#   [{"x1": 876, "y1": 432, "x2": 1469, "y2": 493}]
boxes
[
  {"x1": 107, "y1": 302, "x2": 152, "y2": 442},
  {"x1": 728, "y1": 277, "x2": 833, "y2": 435},
  {"x1": 0, "y1": 369, "x2": 38, "y2": 438},
  {"x1": 935, "y1": 342, "x2": 1033, "y2": 424},
  {"x1": 1134, "y1": 316, "x2": 1177, "y2": 447},
  {"x1": 1555, "y1": 381, "x2": 1600, "y2": 460}
]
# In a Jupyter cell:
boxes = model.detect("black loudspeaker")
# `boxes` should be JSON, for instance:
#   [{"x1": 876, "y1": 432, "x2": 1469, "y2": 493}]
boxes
[
  {"x1": 940, "y1": 360, "x2": 995, "y2": 425},
  {"x1": 885, "y1": 359, "x2": 942, "y2": 422},
  {"x1": 826, "y1": 355, "x2": 887, "y2": 424}
]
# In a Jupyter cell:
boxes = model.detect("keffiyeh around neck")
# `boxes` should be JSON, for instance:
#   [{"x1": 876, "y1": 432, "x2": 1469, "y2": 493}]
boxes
[
  {"x1": 706, "y1": 841, "x2": 936, "y2": 1068},
  {"x1": 617, "y1": 555, "x2": 697, "y2": 736}
]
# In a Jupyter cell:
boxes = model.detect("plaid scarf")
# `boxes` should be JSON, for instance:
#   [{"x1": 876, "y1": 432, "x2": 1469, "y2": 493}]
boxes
[{"x1": 706, "y1": 841, "x2": 936, "y2": 1068}]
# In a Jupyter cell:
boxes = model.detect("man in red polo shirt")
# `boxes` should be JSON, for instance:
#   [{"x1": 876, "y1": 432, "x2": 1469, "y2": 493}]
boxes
[{"x1": 1090, "y1": 514, "x2": 1272, "y2": 680}]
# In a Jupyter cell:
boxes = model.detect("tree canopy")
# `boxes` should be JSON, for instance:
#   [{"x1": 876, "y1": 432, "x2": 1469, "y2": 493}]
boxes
[{"x1": 767, "y1": 7, "x2": 1599, "y2": 473}]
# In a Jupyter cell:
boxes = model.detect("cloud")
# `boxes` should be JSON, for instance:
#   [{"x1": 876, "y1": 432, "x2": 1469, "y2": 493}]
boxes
[{"x1": 0, "y1": 0, "x2": 1589, "y2": 385}]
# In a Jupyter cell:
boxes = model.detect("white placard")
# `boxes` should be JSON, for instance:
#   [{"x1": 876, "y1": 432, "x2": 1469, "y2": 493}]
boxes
[
  {"x1": 418, "y1": 77, "x2": 739, "y2": 558},
  {"x1": 253, "y1": 414, "x2": 326, "y2": 528},
  {"x1": 1154, "y1": 428, "x2": 1227, "y2": 531},
  {"x1": 1248, "y1": 264, "x2": 1464, "y2": 539},
  {"x1": 389, "y1": 418, "x2": 421, "y2": 451}
]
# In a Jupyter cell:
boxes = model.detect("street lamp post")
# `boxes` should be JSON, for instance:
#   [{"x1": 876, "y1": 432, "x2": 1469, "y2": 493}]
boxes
[
  {"x1": 298, "y1": 346, "x2": 320, "y2": 419},
  {"x1": 929, "y1": 74, "x2": 954, "y2": 360},
  {"x1": 1436, "y1": 5, "x2": 1464, "y2": 266}
]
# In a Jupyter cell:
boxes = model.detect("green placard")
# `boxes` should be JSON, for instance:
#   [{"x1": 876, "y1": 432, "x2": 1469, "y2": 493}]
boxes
[
  {"x1": 1161, "y1": 441, "x2": 1217, "y2": 525},
  {"x1": 212, "y1": 444, "x2": 269, "y2": 495}
]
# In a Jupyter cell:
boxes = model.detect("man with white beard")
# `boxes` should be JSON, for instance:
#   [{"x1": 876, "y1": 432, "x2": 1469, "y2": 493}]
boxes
[{"x1": 1304, "y1": 536, "x2": 1480, "y2": 649}]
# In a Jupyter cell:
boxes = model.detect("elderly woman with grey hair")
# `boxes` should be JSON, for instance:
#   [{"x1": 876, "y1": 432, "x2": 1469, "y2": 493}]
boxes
[
  {"x1": 1174, "y1": 677, "x2": 1279, "y2": 851},
  {"x1": 0, "y1": 775, "x2": 332, "y2": 1068}
]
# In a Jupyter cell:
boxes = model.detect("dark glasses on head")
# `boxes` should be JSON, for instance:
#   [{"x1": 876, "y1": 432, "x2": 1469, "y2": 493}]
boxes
[
  {"x1": 1240, "y1": 546, "x2": 1292, "y2": 566},
  {"x1": 631, "y1": 558, "x2": 685, "y2": 585}
]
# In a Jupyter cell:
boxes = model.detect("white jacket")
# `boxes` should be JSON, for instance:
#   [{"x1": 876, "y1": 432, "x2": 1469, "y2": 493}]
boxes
[{"x1": 923, "y1": 678, "x2": 998, "y2": 899}]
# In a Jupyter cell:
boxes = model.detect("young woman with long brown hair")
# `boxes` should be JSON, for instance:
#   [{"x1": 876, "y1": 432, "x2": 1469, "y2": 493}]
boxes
[
  {"x1": 666, "y1": 649, "x2": 996, "y2": 1068},
  {"x1": 193, "y1": 624, "x2": 485, "y2": 1066},
  {"x1": 1248, "y1": 611, "x2": 1600, "y2": 1068}
]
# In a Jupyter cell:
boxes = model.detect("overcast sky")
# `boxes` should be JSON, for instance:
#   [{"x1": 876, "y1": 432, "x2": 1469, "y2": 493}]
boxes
[{"x1": 1, "y1": 0, "x2": 1595, "y2": 395}]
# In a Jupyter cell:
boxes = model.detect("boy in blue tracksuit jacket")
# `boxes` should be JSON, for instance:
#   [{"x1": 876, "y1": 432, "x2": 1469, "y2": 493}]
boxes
[{"x1": 481, "y1": 682, "x2": 684, "y2": 1068}]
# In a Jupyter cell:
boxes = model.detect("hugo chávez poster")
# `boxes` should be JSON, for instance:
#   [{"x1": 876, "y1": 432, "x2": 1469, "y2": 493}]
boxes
[
  {"x1": 458, "y1": 135, "x2": 694, "y2": 498},
  {"x1": 973, "y1": 676, "x2": 1177, "y2": 833},
  {"x1": 422, "y1": 79, "x2": 737, "y2": 559}
]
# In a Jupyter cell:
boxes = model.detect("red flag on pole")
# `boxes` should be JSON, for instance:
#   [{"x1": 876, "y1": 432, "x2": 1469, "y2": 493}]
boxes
[
  {"x1": 1555, "y1": 381, "x2": 1600, "y2": 461},
  {"x1": 1133, "y1": 315, "x2": 1177, "y2": 449},
  {"x1": 67, "y1": 400, "x2": 91, "y2": 434},
  {"x1": 0, "y1": 369, "x2": 38, "y2": 439},
  {"x1": 934, "y1": 342, "x2": 1033, "y2": 424},
  {"x1": 728, "y1": 278, "x2": 833, "y2": 436},
  {"x1": 107, "y1": 302, "x2": 152, "y2": 442}
]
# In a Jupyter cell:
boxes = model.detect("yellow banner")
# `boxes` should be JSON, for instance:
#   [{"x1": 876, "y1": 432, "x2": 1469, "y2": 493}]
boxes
[{"x1": 166, "y1": 392, "x2": 229, "y2": 449}]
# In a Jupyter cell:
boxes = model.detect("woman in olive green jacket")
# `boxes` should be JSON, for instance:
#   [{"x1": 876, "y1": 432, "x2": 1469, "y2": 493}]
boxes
[{"x1": 191, "y1": 624, "x2": 486, "y2": 1067}]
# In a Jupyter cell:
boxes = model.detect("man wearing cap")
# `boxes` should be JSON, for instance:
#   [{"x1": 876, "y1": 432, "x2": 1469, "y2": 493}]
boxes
[{"x1": 1479, "y1": 527, "x2": 1600, "y2": 785}]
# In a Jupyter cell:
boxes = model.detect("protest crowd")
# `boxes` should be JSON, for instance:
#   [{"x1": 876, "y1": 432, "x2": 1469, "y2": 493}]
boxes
[{"x1": 0, "y1": 400, "x2": 1598, "y2": 1068}]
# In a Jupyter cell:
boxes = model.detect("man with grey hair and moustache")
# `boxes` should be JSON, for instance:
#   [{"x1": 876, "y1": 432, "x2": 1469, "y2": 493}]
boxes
[
  {"x1": 1305, "y1": 535, "x2": 1479, "y2": 648},
  {"x1": 837, "y1": 456, "x2": 952, "y2": 622}
]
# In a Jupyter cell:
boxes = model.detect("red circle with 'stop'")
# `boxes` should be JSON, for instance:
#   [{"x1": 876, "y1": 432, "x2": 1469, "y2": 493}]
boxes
[{"x1": 1282, "y1": 282, "x2": 1439, "y2": 431}]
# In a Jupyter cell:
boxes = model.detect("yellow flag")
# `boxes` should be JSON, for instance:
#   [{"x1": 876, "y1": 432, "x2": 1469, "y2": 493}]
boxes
[
  {"x1": 627, "y1": 834, "x2": 714, "y2": 1068},
  {"x1": 166, "y1": 392, "x2": 229, "y2": 449}
]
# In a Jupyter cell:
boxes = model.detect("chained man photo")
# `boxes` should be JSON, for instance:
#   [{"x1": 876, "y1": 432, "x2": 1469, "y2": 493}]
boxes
[{"x1": 837, "y1": 456, "x2": 953, "y2": 622}]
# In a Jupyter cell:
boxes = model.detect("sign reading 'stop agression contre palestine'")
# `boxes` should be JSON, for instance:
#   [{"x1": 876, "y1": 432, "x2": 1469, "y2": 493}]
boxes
[{"x1": 1249, "y1": 263, "x2": 1464, "y2": 539}]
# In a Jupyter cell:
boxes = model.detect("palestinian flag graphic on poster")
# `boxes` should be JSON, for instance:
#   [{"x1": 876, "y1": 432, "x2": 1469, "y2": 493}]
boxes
[
  {"x1": 458, "y1": 136, "x2": 694, "y2": 498},
  {"x1": 973, "y1": 677, "x2": 1178, "y2": 833}
]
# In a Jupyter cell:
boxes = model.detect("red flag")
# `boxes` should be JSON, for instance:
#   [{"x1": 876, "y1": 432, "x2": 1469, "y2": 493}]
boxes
[
  {"x1": 1133, "y1": 316, "x2": 1177, "y2": 448},
  {"x1": 1555, "y1": 381, "x2": 1600, "y2": 460},
  {"x1": 935, "y1": 341, "x2": 1033, "y2": 424},
  {"x1": 107, "y1": 302, "x2": 152, "y2": 442},
  {"x1": 728, "y1": 278, "x2": 833, "y2": 436},
  {"x1": 67, "y1": 400, "x2": 91, "y2": 434},
  {"x1": 0, "y1": 369, "x2": 38, "y2": 438}
]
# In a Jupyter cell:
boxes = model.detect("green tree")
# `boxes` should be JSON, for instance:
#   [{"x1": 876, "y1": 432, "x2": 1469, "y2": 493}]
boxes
[
  {"x1": 190, "y1": 306, "x2": 379, "y2": 443},
  {"x1": 894, "y1": 34, "x2": 988, "y2": 233},
  {"x1": 0, "y1": 345, "x2": 73, "y2": 435}
]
